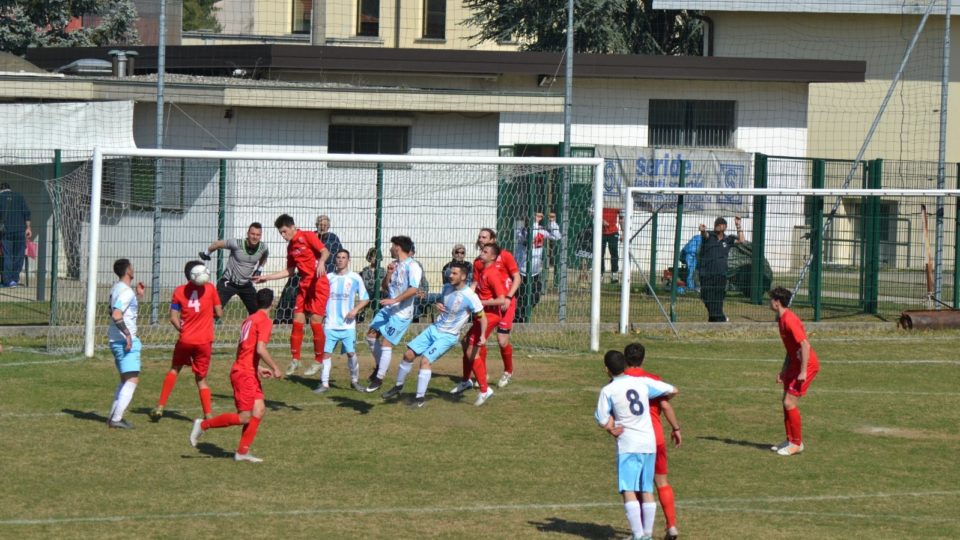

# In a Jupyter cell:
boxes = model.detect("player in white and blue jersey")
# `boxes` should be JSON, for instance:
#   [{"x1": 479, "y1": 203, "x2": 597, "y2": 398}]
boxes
[
  {"x1": 595, "y1": 350, "x2": 678, "y2": 540},
  {"x1": 365, "y1": 235, "x2": 422, "y2": 392},
  {"x1": 106, "y1": 258, "x2": 145, "y2": 429},
  {"x1": 307, "y1": 249, "x2": 370, "y2": 393},
  {"x1": 381, "y1": 262, "x2": 483, "y2": 407}
]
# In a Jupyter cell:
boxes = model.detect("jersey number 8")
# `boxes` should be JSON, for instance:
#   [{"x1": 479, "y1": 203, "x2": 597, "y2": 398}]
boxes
[{"x1": 625, "y1": 389, "x2": 645, "y2": 416}]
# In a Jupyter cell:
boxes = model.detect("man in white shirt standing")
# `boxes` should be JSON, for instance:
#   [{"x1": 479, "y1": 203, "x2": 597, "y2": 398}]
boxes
[
  {"x1": 595, "y1": 350, "x2": 678, "y2": 540},
  {"x1": 515, "y1": 211, "x2": 561, "y2": 322},
  {"x1": 106, "y1": 258, "x2": 145, "y2": 429}
]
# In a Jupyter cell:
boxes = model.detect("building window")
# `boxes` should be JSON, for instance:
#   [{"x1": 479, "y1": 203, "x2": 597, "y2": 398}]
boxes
[
  {"x1": 358, "y1": 0, "x2": 380, "y2": 36},
  {"x1": 648, "y1": 100, "x2": 735, "y2": 148},
  {"x1": 329, "y1": 125, "x2": 409, "y2": 154},
  {"x1": 292, "y1": 0, "x2": 312, "y2": 34},
  {"x1": 423, "y1": 0, "x2": 445, "y2": 39}
]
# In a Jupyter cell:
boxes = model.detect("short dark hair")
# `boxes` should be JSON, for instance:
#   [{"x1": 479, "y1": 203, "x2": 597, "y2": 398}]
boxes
[
  {"x1": 336, "y1": 248, "x2": 350, "y2": 258},
  {"x1": 623, "y1": 342, "x2": 645, "y2": 367},
  {"x1": 480, "y1": 227, "x2": 497, "y2": 240},
  {"x1": 390, "y1": 235, "x2": 414, "y2": 254},
  {"x1": 256, "y1": 288, "x2": 275, "y2": 309},
  {"x1": 366, "y1": 247, "x2": 378, "y2": 262},
  {"x1": 274, "y1": 214, "x2": 295, "y2": 229},
  {"x1": 449, "y1": 261, "x2": 471, "y2": 275},
  {"x1": 482, "y1": 242, "x2": 502, "y2": 257},
  {"x1": 604, "y1": 350, "x2": 626, "y2": 376},
  {"x1": 249, "y1": 222, "x2": 262, "y2": 230},
  {"x1": 113, "y1": 258, "x2": 131, "y2": 278},
  {"x1": 715, "y1": 217, "x2": 727, "y2": 226},
  {"x1": 769, "y1": 286, "x2": 792, "y2": 306},
  {"x1": 184, "y1": 260, "x2": 204, "y2": 281}
]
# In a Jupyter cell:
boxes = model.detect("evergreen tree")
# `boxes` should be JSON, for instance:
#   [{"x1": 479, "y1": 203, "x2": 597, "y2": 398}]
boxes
[
  {"x1": 463, "y1": 0, "x2": 702, "y2": 55},
  {"x1": 183, "y1": 0, "x2": 221, "y2": 33},
  {"x1": 0, "y1": 0, "x2": 140, "y2": 56}
]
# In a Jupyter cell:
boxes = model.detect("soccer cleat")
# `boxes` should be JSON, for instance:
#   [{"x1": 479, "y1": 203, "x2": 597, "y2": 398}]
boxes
[
  {"x1": 189, "y1": 419, "x2": 204, "y2": 447},
  {"x1": 770, "y1": 440, "x2": 790, "y2": 452},
  {"x1": 198, "y1": 251, "x2": 212, "y2": 262},
  {"x1": 365, "y1": 377, "x2": 383, "y2": 393},
  {"x1": 665, "y1": 527, "x2": 679, "y2": 540},
  {"x1": 149, "y1": 406, "x2": 164, "y2": 422},
  {"x1": 497, "y1": 372, "x2": 512, "y2": 388},
  {"x1": 303, "y1": 361, "x2": 322, "y2": 377},
  {"x1": 776, "y1": 442, "x2": 804, "y2": 456},
  {"x1": 474, "y1": 388, "x2": 494, "y2": 407},
  {"x1": 415, "y1": 396, "x2": 426, "y2": 408},
  {"x1": 107, "y1": 419, "x2": 134, "y2": 429},
  {"x1": 450, "y1": 380, "x2": 474, "y2": 395},
  {"x1": 351, "y1": 381, "x2": 366, "y2": 392},
  {"x1": 381, "y1": 385, "x2": 404, "y2": 400},
  {"x1": 312, "y1": 384, "x2": 330, "y2": 395},
  {"x1": 367, "y1": 367, "x2": 379, "y2": 382},
  {"x1": 284, "y1": 360, "x2": 300, "y2": 376},
  {"x1": 234, "y1": 452, "x2": 263, "y2": 463}
]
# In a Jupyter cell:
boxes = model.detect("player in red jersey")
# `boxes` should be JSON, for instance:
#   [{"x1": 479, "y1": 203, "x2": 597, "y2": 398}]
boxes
[
  {"x1": 769, "y1": 286, "x2": 819, "y2": 456},
  {"x1": 451, "y1": 243, "x2": 508, "y2": 406},
  {"x1": 190, "y1": 288, "x2": 282, "y2": 463},
  {"x1": 473, "y1": 228, "x2": 522, "y2": 388},
  {"x1": 254, "y1": 214, "x2": 330, "y2": 377},
  {"x1": 623, "y1": 342, "x2": 682, "y2": 540},
  {"x1": 150, "y1": 261, "x2": 223, "y2": 422}
]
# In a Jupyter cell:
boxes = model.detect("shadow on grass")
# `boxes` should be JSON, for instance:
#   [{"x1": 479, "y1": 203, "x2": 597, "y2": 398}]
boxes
[
  {"x1": 211, "y1": 393, "x2": 303, "y2": 412},
  {"x1": 285, "y1": 375, "x2": 318, "y2": 391},
  {"x1": 182, "y1": 442, "x2": 233, "y2": 459},
  {"x1": 131, "y1": 406, "x2": 192, "y2": 423},
  {"x1": 61, "y1": 408, "x2": 109, "y2": 424},
  {"x1": 426, "y1": 387, "x2": 467, "y2": 404},
  {"x1": 528, "y1": 517, "x2": 621, "y2": 539},
  {"x1": 327, "y1": 395, "x2": 374, "y2": 415},
  {"x1": 698, "y1": 435, "x2": 771, "y2": 450}
]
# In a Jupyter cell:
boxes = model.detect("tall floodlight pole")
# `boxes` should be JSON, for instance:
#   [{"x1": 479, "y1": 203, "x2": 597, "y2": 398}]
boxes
[
  {"x1": 150, "y1": 0, "x2": 167, "y2": 324},
  {"x1": 557, "y1": 0, "x2": 574, "y2": 320},
  {"x1": 934, "y1": 0, "x2": 951, "y2": 305}
]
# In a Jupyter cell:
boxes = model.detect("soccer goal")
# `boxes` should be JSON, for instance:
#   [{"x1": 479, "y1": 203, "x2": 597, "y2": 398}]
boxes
[
  {"x1": 49, "y1": 148, "x2": 608, "y2": 356},
  {"x1": 618, "y1": 174, "x2": 960, "y2": 332}
]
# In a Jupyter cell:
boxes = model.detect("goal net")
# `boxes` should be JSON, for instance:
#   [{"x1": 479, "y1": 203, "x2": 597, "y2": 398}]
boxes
[{"x1": 45, "y1": 149, "x2": 607, "y2": 355}]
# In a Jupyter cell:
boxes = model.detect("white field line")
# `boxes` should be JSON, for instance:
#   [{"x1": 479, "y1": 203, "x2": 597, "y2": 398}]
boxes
[
  {"x1": 653, "y1": 355, "x2": 960, "y2": 365},
  {"x1": 0, "y1": 355, "x2": 87, "y2": 367},
  {"x1": 1, "y1": 490, "x2": 957, "y2": 527}
]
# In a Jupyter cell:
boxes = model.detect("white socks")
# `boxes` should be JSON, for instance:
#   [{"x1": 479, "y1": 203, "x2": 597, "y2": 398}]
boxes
[
  {"x1": 396, "y1": 360, "x2": 413, "y2": 387},
  {"x1": 416, "y1": 369, "x2": 432, "y2": 398},
  {"x1": 346, "y1": 353, "x2": 359, "y2": 382},
  {"x1": 321, "y1": 358, "x2": 332, "y2": 385},
  {"x1": 641, "y1": 502, "x2": 657, "y2": 536},
  {"x1": 112, "y1": 380, "x2": 137, "y2": 422},
  {"x1": 376, "y1": 347, "x2": 392, "y2": 379},
  {"x1": 108, "y1": 381, "x2": 123, "y2": 420},
  {"x1": 624, "y1": 501, "x2": 643, "y2": 538}
]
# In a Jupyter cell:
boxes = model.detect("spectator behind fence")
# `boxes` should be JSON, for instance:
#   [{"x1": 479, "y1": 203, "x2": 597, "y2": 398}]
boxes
[
  {"x1": 316, "y1": 215, "x2": 342, "y2": 274},
  {"x1": 515, "y1": 211, "x2": 561, "y2": 323},
  {"x1": 0, "y1": 182, "x2": 32, "y2": 287},
  {"x1": 601, "y1": 207, "x2": 622, "y2": 283},
  {"x1": 677, "y1": 232, "x2": 702, "y2": 294},
  {"x1": 698, "y1": 216, "x2": 744, "y2": 322},
  {"x1": 360, "y1": 247, "x2": 386, "y2": 320}
]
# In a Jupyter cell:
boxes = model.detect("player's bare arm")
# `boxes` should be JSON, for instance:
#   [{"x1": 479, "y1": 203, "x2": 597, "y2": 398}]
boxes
[
  {"x1": 135, "y1": 281, "x2": 145, "y2": 299},
  {"x1": 253, "y1": 266, "x2": 294, "y2": 283},
  {"x1": 347, "y1": 299, "x2": 370, "y2": 322},
  {"x1": 661, "y1": 401, "x2": 682, "y2": 448},
  {"x1": 778, "y1": 354, "x2": 790, "y2": 382},
  {"x1": 169, "y1": 308, "x2": 182, "y2": 332},
  {"x1": 507, "y1": 272, "x2": 522, "y2": 297},
  {"x1": 798, "y1": 340, "x2": 811, "y2": 382},
  {"x1": 112, "y1": 308, "x2": 132, "y2": 352},
  {"x1": 256, "y1": 341, "x2": 283, "y2": 379},
  {"x1": 476, "y1": 312, "x2": 488, "y2": 346},
  {"x1": 380, "y1": 286, "x2": 418, "y2": 306},
  {"x1": 602, "y1": 415, "x2": 624, "y2": 438},
  {"x1": 734, "y1": 216, "x2": 745, "y2": 244},
  {"x1": 206, "y1": 240, "x2": 227, "y2": 252},
  {"x1": 482, "y1": 294, "x2": 508, "y2": 309},
  {"x1": 214, "y1": 304, "x2": 224, "y2": 319}
]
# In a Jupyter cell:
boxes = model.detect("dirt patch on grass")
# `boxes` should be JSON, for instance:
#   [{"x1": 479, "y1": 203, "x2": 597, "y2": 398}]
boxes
[{"x1": 856, "y1": 425, "x2": 960, "y2": 441}]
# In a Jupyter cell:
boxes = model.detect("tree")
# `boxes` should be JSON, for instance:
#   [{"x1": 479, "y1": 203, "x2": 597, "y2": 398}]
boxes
[
  {"x1": 0, "y1": 0, "x2": 140, "y2": 56},
  {"x1": 183, "y1": 0, "x2": 221, "y2": 33},
  {"x1": 463, "y1": 0, "x2": 702, "y2": 55}
]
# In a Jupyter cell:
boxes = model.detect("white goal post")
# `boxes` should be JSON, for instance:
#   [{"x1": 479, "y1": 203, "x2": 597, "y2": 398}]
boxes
[{"x1": 85, "y1": 147, "x2": 606, "y2": 357}]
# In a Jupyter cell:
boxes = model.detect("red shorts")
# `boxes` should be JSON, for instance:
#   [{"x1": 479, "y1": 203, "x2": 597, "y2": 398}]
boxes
[
  {"x1": 783, "y1": 368, "x2": 818, "y2": 397},
  {"x1": 466, "y1": 311, "x2": 502, "y2": 346},
  {"x1": 230, "y1": 368, "x2": 264, "y2": 412},
  {"x1": 171, "y1": 341, "x2": 212, "y2": 378},
  {"x1": 295, "y1": 274, "x2": 330, "y2": 316},
  {"x1": 497, "y1": 297, "x2": 517, "y2": 333},
  {"x1": 655, "y1": 442, "x2": 668, "y2": 475}
]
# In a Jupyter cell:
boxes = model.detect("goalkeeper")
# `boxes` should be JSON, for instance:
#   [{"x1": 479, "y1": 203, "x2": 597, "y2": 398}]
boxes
[{"x1": 201, "y1": 222, "x2": 270, "y2": 315}]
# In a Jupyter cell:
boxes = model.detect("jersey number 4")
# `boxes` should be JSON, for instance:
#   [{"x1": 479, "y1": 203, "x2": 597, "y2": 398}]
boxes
[
  {"x1": 188, "y1": 291, "x2": 201, "y2": 313},
  {"x1": 625, "y1": 389, "x2": 645, "y2": 416}
]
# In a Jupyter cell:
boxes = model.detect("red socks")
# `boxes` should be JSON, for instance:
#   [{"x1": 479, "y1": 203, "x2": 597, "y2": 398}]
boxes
[
  {"x1": 310, "y1": 322, "x2": 325, "y2": 361},
  {"x1": 157, "y1": 371, "x2": 178, "y2": 407},
  {"x1": 291, "y1": 321, "x2": 305, "y2": 360},
  {"x1": 202, "y1": 412, "x2": 241, "y2": 430},
  {"x1": 238, "y1": 416, "x2": 262, "y2": 455},
  {"x1": 198, "y1": 387, "x2": 212, "y2": 417},
  {"x1": 785, "y1": 407, "x2": 803, "y2": 445},
  {"x1": 473, "y1": 346, "x2": 489, "y2": 392},
  {"x1": 500, "y1": 344, "x2": 514, "y2": 374},
  {"x1": 462, "y1": 351, "x2": 472, "y2": 381},
  {"x1": 657, "y1": 484, "x2": 677, "y2": 529}
]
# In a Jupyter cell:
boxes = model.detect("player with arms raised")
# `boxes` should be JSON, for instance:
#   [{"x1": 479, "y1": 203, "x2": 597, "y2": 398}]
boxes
[
  {"x1": 769, "y1": 286, "x2": 819, "y2": 456},
  {"x1": 311, "y1": 249, "x2": 369, "y2": 393},
  {"x1": 190, "y1": 288, "x2": 281, "y2": 463},
  {"x1": 381, "y1": 262, "x2": 484, "y2": 407},
  {"x1": 200, "y1": 222, "x2": 269, "y2": 315},
  {"x1": 473, "y1": 228, "x2": 522, "y2": 387},
  {"x1": 596, "y1": 350, "x2": 678, "y2": 540},
  {"x1": 106, "y1": 258, "x2": 145, "y2": 429},
  {"x1": 151, "y1": 261, "x2": 223, "y2": 422},
  {"x1": 254, "y1": 214, "x2": 330, "y2": 376}
]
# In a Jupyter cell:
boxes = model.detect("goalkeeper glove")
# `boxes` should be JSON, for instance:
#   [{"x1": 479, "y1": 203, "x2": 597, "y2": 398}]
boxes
[{"x1": 199, "y1": 251, "x2": 212, "y2": 262}]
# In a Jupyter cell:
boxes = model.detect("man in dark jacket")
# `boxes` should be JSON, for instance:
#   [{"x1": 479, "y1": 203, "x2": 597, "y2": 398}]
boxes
[
  {"x1": 698, "y1": 216, "x2": 744, "y2": 322},
  {"x1": 0, "y1": 183, "x2": 32, "y2": 287}
]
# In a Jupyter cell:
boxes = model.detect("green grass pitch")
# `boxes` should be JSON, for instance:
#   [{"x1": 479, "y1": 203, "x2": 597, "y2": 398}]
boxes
[{"x1": 0, "y1": 328, "x2": 958, "y2": 539}]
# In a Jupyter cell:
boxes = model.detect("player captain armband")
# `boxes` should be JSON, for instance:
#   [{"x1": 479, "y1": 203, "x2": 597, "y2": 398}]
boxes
[{"x1": 113, "y1": 318, "x2": 131, "y2": 337}]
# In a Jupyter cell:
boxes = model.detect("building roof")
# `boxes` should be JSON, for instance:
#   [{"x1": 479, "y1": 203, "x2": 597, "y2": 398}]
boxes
[
  {"x1": 653, "y1": 0, "x2": 960, "y2": 15},
  {"x1": 0, "y1": 52, "x2": 49, "y2": 75},
  {"x1": 24, "y1": 45, "x2": 865, "y2": 83}
]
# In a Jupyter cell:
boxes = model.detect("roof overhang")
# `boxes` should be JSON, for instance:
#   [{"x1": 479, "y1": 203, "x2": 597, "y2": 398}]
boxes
[{"x1": 653, "y1": 0, "x2": 960, "y2": 15}]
